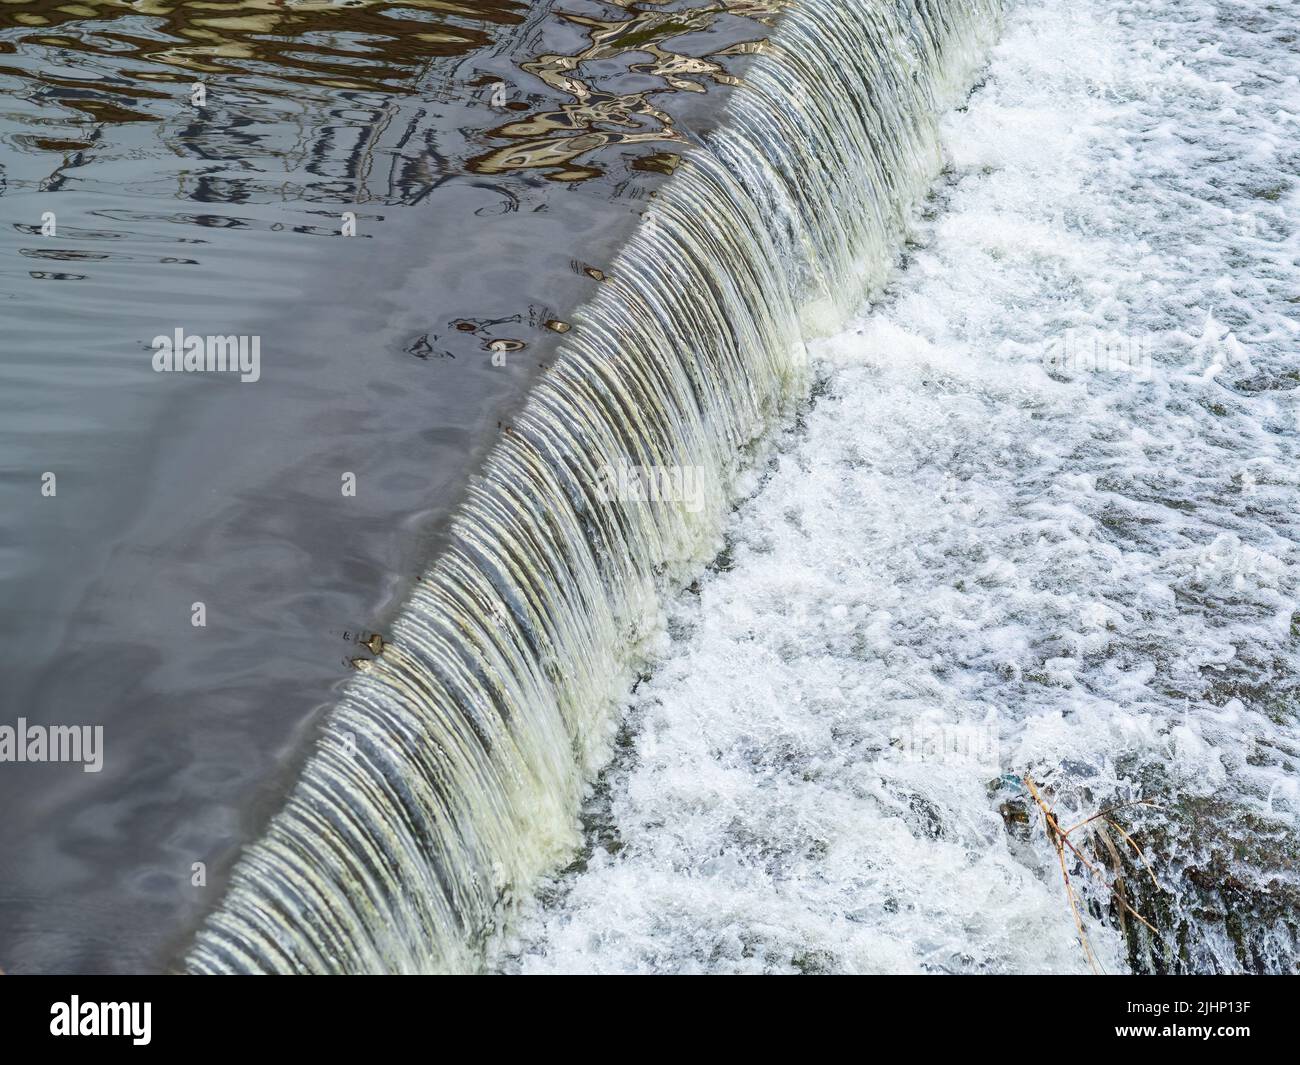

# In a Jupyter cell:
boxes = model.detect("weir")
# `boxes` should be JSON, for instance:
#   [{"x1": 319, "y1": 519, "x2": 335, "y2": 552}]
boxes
[{"x1": 187, "y1": 0, "x2": 1007, "y2": 973}]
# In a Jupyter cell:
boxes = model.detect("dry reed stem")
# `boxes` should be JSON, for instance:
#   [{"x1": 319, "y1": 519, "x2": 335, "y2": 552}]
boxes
[{"x1": 1023, "y1": 775, "x2": 1162, "y2": 972}]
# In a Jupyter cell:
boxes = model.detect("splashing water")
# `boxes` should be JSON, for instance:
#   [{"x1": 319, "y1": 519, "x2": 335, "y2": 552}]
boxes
[
  {"x1": 504, "y1": 0, "x2": 1300, "y2": 975},
  {"x1": 187, "y1": 0, "x2": 1007, "y2": 973}
]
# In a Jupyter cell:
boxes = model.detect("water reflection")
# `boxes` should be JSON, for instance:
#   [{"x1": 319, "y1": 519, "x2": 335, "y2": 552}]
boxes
[
  {"x1": 471, "y1": 0, "x2": 779, "y2": 181},
  {"x1": 0, "y1": 1, "x2": 532, "y2": 213},
  {"x1": 0, "y1": 0, "x2": 781, "y2": 208},
  {"x1": 0, "y1": 2, "x2": 528, "y2": 85}
]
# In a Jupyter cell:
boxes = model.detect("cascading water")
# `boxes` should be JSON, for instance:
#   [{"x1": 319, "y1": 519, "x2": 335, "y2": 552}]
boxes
[
  {"x1": 502, "y1": 0, "x2": 1300, "y2": 976},
  {"x1": 187, "y1": 0, "x2": 1007, "y2": 974}
]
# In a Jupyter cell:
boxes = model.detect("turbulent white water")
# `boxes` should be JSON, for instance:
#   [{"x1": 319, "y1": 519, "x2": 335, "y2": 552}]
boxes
[{"x1": 504, "y1": 0, "x2": 1300, "y2": 974}]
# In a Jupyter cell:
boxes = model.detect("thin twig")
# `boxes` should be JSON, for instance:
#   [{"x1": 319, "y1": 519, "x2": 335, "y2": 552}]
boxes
[{"x1": 1022, "y1": 774, "x2": 1162, "y2": 965}]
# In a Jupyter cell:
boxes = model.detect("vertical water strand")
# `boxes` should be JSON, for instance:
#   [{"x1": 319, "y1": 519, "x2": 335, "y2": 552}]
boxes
[
  {"x1": 709, "y1": 0, "x2": 1005, "y2": 322},
  {"x1": 188, "y1": 0, "x2": 1006, "y2": 974}
]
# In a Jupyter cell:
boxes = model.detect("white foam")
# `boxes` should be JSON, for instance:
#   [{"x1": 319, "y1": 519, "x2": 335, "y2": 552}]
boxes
[{"x1": 502, "y1": 0, "x2": 1300, "y2": 974}]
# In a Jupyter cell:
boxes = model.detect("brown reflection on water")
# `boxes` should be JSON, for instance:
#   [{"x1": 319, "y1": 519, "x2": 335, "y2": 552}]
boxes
[
  {"x1": 0, "y1": 1, "x2": 542, "y2": 212},
  {"x1": 469, "y1": 0, "x2": 781, "y2": 182},
  {"x1": 0, "y1": 1, "x2": 784, "y2": 189},
  {"x1": 0, "y1": 1, "x2": 529, "y2": 93}
]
